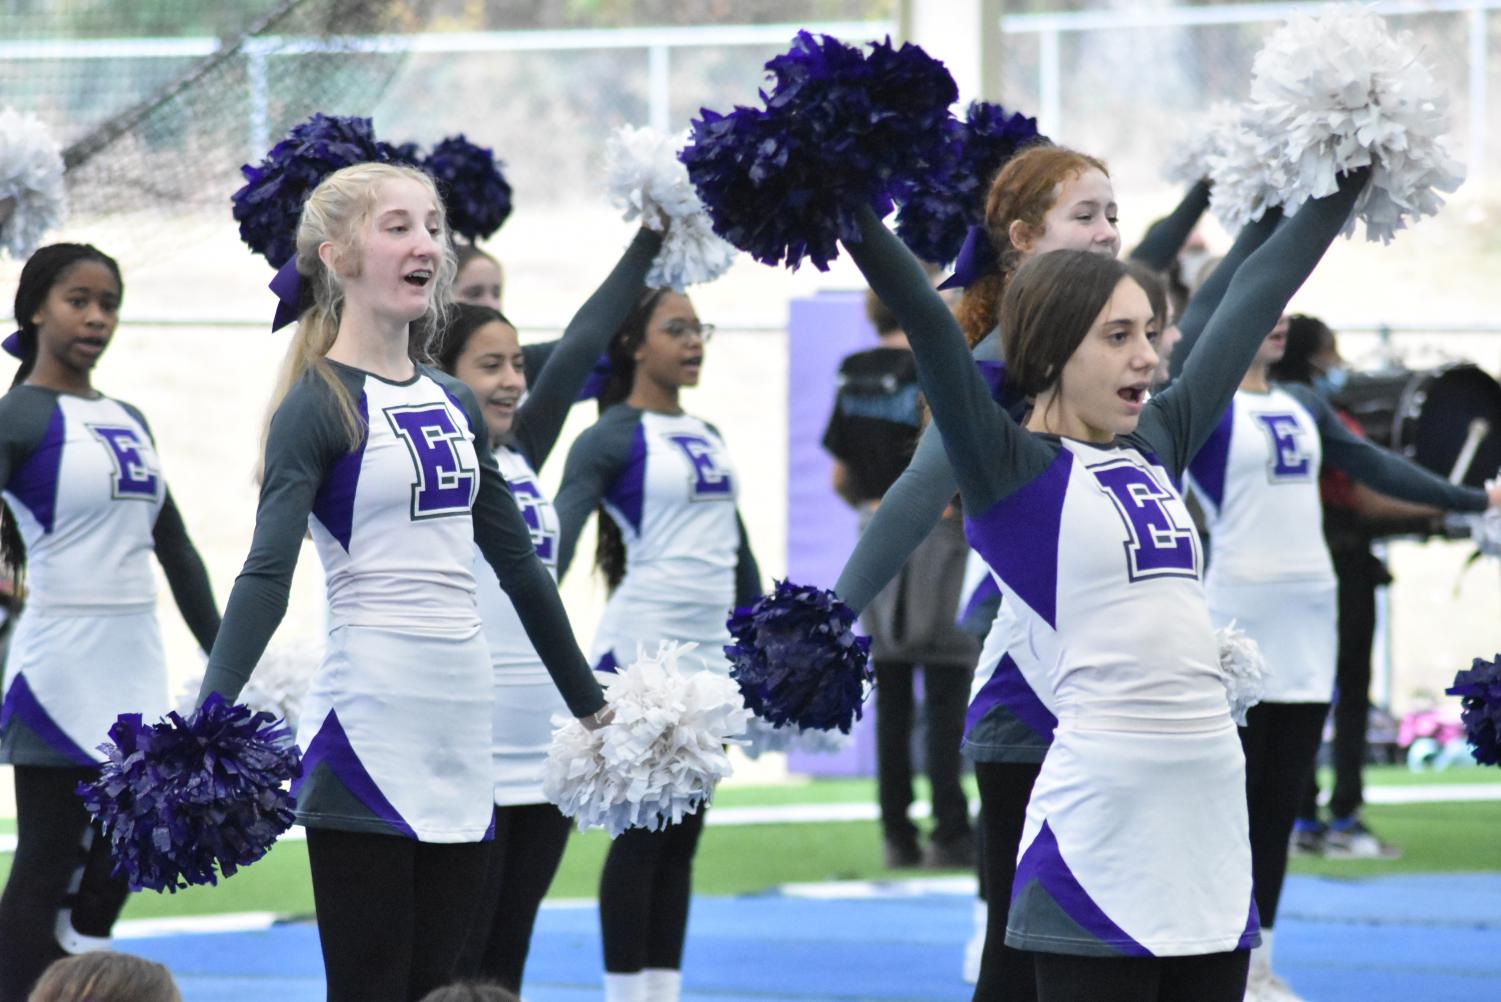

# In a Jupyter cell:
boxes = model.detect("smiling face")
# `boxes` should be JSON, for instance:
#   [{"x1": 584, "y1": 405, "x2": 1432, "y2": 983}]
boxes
[
  {"x1": 633, "y1": 292, "x2": 708, "y2": 392},
  {"x1": 1041, "y1": 276, "x2": 1160, "y2": 442},
  {"x1": 1015, "y1": 168, "x2": 1121, "y2": 261},
  {"x1": 31, "y1": 260, "x2": 121, "y2": 377},
  {"x1": 455, "y1": 254, "x2": 503, "y2": 311},
  {"x1": 453, "y1": 319, "x2": 525, "y2": 442},
  {"x1": 331, "y1": 176, "x2": 442, "y2": 325}
]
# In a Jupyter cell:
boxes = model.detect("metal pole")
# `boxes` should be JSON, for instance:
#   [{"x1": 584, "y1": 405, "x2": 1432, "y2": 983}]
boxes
[
  {"x1": 1469, "y1": 2, "x2": 1489, "y2": 181},
  {"x1": 648, "y1": 43, "x2": 671, "y2": 132},
  {"x1": 1038, "y1": 27, "x2": 1060, "y2": 137}
]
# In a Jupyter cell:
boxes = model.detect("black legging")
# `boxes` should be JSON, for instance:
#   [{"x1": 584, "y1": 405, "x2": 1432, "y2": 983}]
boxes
[
  {"x1": 455, "y1": 803, "x2": 571, "y2": 992},
  {"x1": 875, "y1": 661, "x2": 974, "y2": 847},
  {"x1": 305, "y1": 828, "x2": 489, "y2": 1002},
  {"x1": 598, "y1": 808, "x2": 706, "y2": 973},
  {"x1": 1240, "y1": 701, "x2": 1329, "y2": 928},
  {"x1": 973, "y1": 760, "x2": 1043, "y2": 1002},
  {"x1": 1033, "y1": 950, "x2": 1249, "y2": 1002},
  {"x1": 0, "y1": 765, "x2": 130, "y2": 1002}
]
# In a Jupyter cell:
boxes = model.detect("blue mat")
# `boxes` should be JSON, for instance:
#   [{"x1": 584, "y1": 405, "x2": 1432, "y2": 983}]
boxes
[{"x1": 121, "y1": 874, "x2": 1501, "y2": 1001}]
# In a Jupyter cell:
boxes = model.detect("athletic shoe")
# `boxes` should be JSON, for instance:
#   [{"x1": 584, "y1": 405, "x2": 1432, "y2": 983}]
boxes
[
  {"x1": 1289, "y1": 820, "x2": 1325, "y2": 857},
  {"x1": 883, "y1": 837, "x2": 923, "y2": 869},
  {"x1": 924, "y1": 831, "x2": 976, "y2": 870},
  {"x1": 1323, "y1": 818, "x2": 1401, "y2": 860},
  {"x1": 1245, "y1": 968, "x2": 1308, "y2": 1002}
]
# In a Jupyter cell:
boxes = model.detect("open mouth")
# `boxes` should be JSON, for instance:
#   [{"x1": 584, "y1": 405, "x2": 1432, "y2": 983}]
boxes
[
  {"x1": 682, "y1": 355, "x2": 703, "y2": 368},
  {"x1": 488, "y1": 395, "x2": 519, "y2": 411},
  {"x1": 75, "y1": 336, "x2": 109, "y2": 353},
  {"x1": 1118, "y1": 385, "x2": 1147, "y2": 406},
  {"x1": 404, "y1": 269, "x2": 432, "y2": 288}
]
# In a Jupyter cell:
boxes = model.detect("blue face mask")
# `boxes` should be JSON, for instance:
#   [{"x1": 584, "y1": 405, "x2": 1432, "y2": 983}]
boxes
[{"x1": 1313, "y1": 366, "x2": 1348, "y2": 398}]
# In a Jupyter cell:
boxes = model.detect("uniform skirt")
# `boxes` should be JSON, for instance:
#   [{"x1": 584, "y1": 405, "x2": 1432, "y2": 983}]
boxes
[
  {"x1": 1006, "y1": 713, "x2": 1258, "y2": 957},
  {"x1": 0, "y1": 608, "x2": 166, "y2": 767},
  {"x1": 1206, "y1": 576, "x2": 1337, "y2": 704},
  {"x1": 490, "y1": 672, "x2": 567, "y2": 806},
  {"x1": 591, "y1": 595, "x2": 731, "y2": 677},
  {"x1": 295, "y1": 624, "x2": 494, "y2": 843}
]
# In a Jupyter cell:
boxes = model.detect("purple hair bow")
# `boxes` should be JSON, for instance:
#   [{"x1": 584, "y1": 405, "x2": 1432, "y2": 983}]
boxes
[
  {"x1": 936, "y1": 224, "x2": 998, "y2": 291},
  {"x1": 2, "y1": 331, "x2": 20, "y2": 359},
  {"x1": 270, "y1": 257, "x2": 309, "y2": 332}
]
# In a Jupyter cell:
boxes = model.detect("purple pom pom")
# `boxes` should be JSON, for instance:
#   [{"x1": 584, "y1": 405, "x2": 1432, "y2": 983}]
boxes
[
  {"x1": 378, "y1": 140, "x2": 422, "y2": 166},
  {"x1": 1446, "y1": 654, "x2": 1501, "y2": 766},
  {"x1": 895, "y1": 101, "x2": 1045, "y2": 264},
  {"x1": 423, "y1": 135, "x2": 513, "y2": 242},
  {"x1": 724, "y1": 579, "x2": 872, "y2": 732},
  {"x1": 231, "y1": 114, "x2": 388, "y2": 267},
  {"x1": 681, "y1": 31, "x2": 957, "y2": 271},
  {"x1": 77, "y1": 694, "x2": 302, "y2": 892}
]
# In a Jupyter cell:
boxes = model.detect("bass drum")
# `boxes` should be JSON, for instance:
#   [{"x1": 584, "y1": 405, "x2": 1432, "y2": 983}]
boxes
[{"x1": 1334, "y1": 363, "x2": 1501, "y2": 488}]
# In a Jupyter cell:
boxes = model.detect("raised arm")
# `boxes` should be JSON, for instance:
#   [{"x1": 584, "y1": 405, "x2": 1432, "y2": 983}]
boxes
[
  {"x1": 1284, "y1": 383, "x2": 1489, "y2": 512},
  {"x1": 733, "y1": 511, "x2": 761, "y2": 608},
  {"x1": 553, "y1": 407, "x2": 640, "y2": 580},
  {"x1": 845, "y1": 205, "x2": 1052, "y2": 513},
  {"x1": 1129, "y1": 178, "x2": 1211, "y2": 271},
  {"x1": 1139, "y1": 168, "x2": 1369, "y2": 474},
  {"x1": 511, "y1": 228, "x2": 663, "y2": 469},
  {"x1": 197, "y1": 381, "x2": 340, "y2": 704},
  {"x1": 151, "y1": 491, "x2": 221, "y2": 654},
  {"x1": 1167, "y1": 207, "x2": 1284, "y2": 382}
]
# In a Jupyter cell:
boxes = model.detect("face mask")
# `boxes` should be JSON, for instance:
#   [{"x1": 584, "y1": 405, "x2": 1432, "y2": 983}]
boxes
[{"x1": 1313, "y1": 365, "x2": 1349, "y2": 398}]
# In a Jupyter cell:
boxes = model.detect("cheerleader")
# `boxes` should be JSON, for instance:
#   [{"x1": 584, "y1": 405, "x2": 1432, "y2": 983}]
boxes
[
  {"x1": 1184, "y1": 316, "x2": 1495, "y2": 1002},
  {"x1": 455, "y1": 244, "x2": 503, "y2": 311},
  {"x1": 0, "y1": 244, "x2": 220, "y2": 1001},
  {"x1": 191, "y1": 163, "x2": 609, "y2": 1002},
  {"x1": 553, "y1": 289, "x2": 761, "y2": 1002},
  {"x1": 840, "y1": 168, "x2": 1372, "y2": 999},
  {"x1": 832, "y1": 146, "x2": 1221, "y2": 1001},
  {"x1": 434, "y1": 226, "x2": 663, "y2": 993}
]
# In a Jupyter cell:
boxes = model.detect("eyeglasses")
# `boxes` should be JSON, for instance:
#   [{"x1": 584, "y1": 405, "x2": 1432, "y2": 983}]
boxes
[{"x1": 659, "y1": 319, "x2": 715, "y2": 342}]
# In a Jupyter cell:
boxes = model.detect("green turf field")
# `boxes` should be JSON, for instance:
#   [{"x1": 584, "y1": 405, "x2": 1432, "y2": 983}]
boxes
[{"x1": 2, "y1": 767, "x2": 1495, "y2": 922}]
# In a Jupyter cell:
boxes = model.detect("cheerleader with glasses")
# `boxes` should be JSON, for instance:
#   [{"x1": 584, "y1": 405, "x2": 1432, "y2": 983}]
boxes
[{"x1": 0, "y1": 244, "x2": 220, "y2": 1001}]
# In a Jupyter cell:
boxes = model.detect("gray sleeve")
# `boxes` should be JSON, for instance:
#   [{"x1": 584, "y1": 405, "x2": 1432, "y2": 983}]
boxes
[
  {"x1": 1284, "y1": 383, "x2": 1488, "y2": 512},
  {"x1": 734, "y1": 511, "x2": 761, "y2": 608},
  {"x1": 1134, "y1": 168, "x2": 1370, "y2": 478},
  {"x1": 520, "y1": 341, "x2": 558, "y2": 384},
  {"x1": 1129, "y1": 179, "x2": 1211, "y2": 271},
  {"x1": 511, "y1": 228, "x2": 663, "y2": 470},
  {"x1": 1167, "y1": 207, "x2": 1284, "y2": 383},
  {"x1": 833, "y1": 421, "x2": 957, "y2": 613},
  {"x1": 846, "y1": 205, "x2": 1053, "y2": 513},
  {"x1": 553, "y1": 405, "x2": 641, "y2": 580},
  {"x1": 0, "y1": 387, "x2": 58, "y2": 491},
  {"x1": 198, "y1": 375, "x2": 352, "y2": 704},
  {"x1": 432, "y1": 369, "x2": 607, "y2": 717}
]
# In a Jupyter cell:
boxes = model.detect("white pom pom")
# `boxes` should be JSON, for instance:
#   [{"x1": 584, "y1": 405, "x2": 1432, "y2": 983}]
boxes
[
  {"x1": 0, "y1": 108, "x2": 67, "y2": 258},
  {"x1": 1163, "y1": 102, "x2": 1241, "y2": 188},
  {"x1": 1216, "y1": 621, "x2": 1267, "y2": 726},
  {"x1": 739, "y1": 714, "x2": 853, "y2": 760},
  {"x1": 173, "y1": 643, "x2": 318, "y2": 730},
  {"x1": 604, "y1": 124, "x2": 736, "y2": 291},
  {"x1": 543, "y1": 641, "x2": 750, "y2": 836},
  {"x1": 1246, "y1": 6, "x2": 1464, "y2": 243},
  {"x1": 1450, "y1": 504, "x2": 1501, "y2": 558}
]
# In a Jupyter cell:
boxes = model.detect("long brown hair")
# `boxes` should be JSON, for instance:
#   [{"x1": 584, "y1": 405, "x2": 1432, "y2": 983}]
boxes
[
  {"x1": 28, "y1": 952, "x2": 180, "y2": 1002},
  {"x1": 955, "y1": 146, "x2": 1110, "y2": 349}
]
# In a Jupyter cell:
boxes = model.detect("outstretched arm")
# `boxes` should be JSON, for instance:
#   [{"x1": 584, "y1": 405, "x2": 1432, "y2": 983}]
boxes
[
  {"x1": 1167, "y1": 207, "x2": 1284, "y2": 383},
  {"x1": 1129, "y1": 178, "x2": 1211, "y2": 271},
  {"x1": 553, "y1": 407, "x2": 638, "y2": 581},
  {"x1": 512, "y1": 228, "x2": 663, "y2": 469},
  {"x1": 152, "y1": 491, "x2": 221, "y2": 654}
]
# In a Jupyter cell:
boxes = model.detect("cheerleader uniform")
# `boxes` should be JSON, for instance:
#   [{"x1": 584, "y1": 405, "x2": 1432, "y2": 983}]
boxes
[
  {"x1": 1187, "y1": 384, "x2": 1485, "y2": 938},
  {"x1": 0, "y1": 386, "x2": 218, "y2": 1001},
  {"x1": 554, "y1": 401, "x2": 760, "y2": 986},
  {"x1": 843, "y1": 169, "x2": 1369, "y2": 998},
  {"x1": 453, "y1": 228, "x2": 661, "y2": 992},
  {"x1": 195, "y1": 362, "x2": 604, "y2": 1002}
]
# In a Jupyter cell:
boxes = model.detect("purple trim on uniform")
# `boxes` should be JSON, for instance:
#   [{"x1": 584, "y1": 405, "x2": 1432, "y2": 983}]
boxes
[
  {"x1": 1186, "y1": 403, "x2": 1235, "y2": 511},
  {"x1": 0, "y1": 673, "x2": 98, "y2": 767},
  {"x1": 294, "y1": 708, "x2": 418, "y2": 839},
  {"x1": 603, "y1": 422, "x2": 648, "y2": 534},
  {"x1": 1237, "y1": 896, "x2": 1261, "y2": 950},
  {"x1": 958, "y1": 574, "x2": 1001, "y2": 628},
  {"x1": 311, "y1": 393, "x2": 369, "y2": 553},
  {"x1": 964, "y1": 450, "x2": 1072, "y2": 630},
  {"x1": 7, "y1": 405, "x2": 65, "y2": 533},
  {"x1": 965, "y1": 653, "x2": 1057, "y2": 744},
  {"x1": 594, "y1": 650, "x2": 620, "y2": 674},
  {"x1": 577, "y1": 355, "x2": 612, "y2": 401},
  {"x1": 976, "y1": 360, "x2": 1006, "y2": 401},
  {"x1": 1013, "y1": 819, "x2": 1151, "y2": 957}
]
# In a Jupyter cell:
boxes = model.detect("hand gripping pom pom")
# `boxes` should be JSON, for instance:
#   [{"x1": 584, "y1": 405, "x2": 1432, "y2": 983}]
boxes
[
  {"x1": 174, "y1": 644, "x2": 319, "y2": 733},
  {"x1": 0, "y1": 107, "x2": 66, "y2": 259},
  {"x1": 725, "y1": 580, "x2": 873, "y2": 733},
  {"x1": 680, "y1": 31, "x2": 957, "y2": 272},
  {"x1": 1164, "y1": 102, "x2": 1240, "y2": 188},
  {"x1": 543, "y1": 642, "x2": 749, "y2": 837},
  {"x1": 77, "y1": 695, "x2": 301, "y2": 892},
  {"x1": 1245, "y1": 6, "x2": 1464, "y2": 243},
  {"x1": 1216, "y1": 621, "x2": 1267, "y2": 726},
  {"x1": 896, "y1": 101, "x2": 1044, "y2": 265},
  {"x1": 423, "y1": 134, "x2": 513, "y2": 242},
  {"x1": 740, "y1": 714, "x2": 853, "y2": 760},
  {"x1": 1446, "y1": 654, "x2": 1501, "y2": 766},
  {"x1": 231, "y1": 114, "x2": 388, "y2": 267},
  {"x1": 604, "y1": 124, "x2": 736, "y2": 291}
]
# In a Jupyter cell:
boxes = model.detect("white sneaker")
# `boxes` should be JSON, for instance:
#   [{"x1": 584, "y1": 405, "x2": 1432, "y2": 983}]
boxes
[
  {"x1": 1245, "y1": 967, "x2": 1307, "y2": 1002},
  {"x1": 962, "y1": 899, "x2": 985, "y2": 984}
]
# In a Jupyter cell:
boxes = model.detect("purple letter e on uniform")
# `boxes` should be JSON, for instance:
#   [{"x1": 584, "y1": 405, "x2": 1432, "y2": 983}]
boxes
[
  {"x1": 1091, "y1": 460, "x2": 1197, "y2": 581},
  {"x1": 88, "y1": 425, "x2": 160, "y2": 500},
  {"x1": 386, "y1": 405, "x2": 477, "y2": 520},
  {"x1": 667, "y1": 434, "x2": 733, "y2": 499}
]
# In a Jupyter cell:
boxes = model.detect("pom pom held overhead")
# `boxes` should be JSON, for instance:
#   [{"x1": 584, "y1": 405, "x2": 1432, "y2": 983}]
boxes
[
  {"x1": 78, "y1": 695, "x2": 301, "y2": 892},
  {"x1": 1446, "y1": 654, "x2": 1501, "y2": 767},
  {"x1": 422, "y1": 134, "x2": 512, "y2": 242},
  {"x1": 725, "y1": 580, "x2": 872, "y2": 733},
  {"x1": 0, "y1": 107, "x2": 67, "y2": 259}
]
